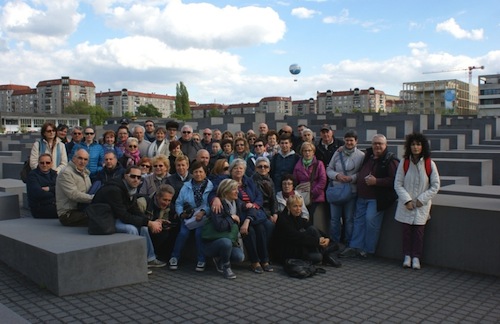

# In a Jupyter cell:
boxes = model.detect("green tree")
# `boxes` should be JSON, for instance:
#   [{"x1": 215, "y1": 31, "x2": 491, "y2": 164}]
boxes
[
  {"x1": 208, "y1": 107, "x2": 221, "y2": 117},
  {"x1": 174, "y1": 81, "x2": 191, "y2": 120},
  {"x1": 137, "y1": 104, "x2": 162, "y2": 117},
  {"x1": 64, "y1": 101, "x2": 111, "y2": 126}
]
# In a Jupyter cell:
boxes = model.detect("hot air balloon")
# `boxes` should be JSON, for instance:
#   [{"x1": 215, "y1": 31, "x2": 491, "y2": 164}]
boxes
[{"x1": 289, "y1": 64, "x2": 301, "y2": 82}]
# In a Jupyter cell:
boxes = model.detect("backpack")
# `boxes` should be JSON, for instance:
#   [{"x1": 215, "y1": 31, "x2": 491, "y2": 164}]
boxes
[
  {"x1": 20, "y1": 140, "x2": 46, "y2": 183},
  {"x1": 403, "y1": 158, "x2": 432, "y2": 178},
  {"x1": 284, "y1": 259, "x2": 326, "y2": 279}
]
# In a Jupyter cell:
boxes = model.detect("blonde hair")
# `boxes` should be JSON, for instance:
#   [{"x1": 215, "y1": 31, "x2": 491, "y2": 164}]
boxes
[
  {"x1": 216, "y1": 179, "x2": 239, "y2": 199},
  {"x1": 152, "y1": 154, "x2": 170, "y2": 173},
  {"x1": 286, "y1": 195, "x2": 303, "y2": 208}
]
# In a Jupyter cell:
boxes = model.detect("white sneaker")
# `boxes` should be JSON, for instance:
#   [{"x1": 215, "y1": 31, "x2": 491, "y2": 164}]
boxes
[
  {"x1": 403, "y1": 255, "x2": 411, "y2": 268},
  {"x1": 169, "y1": 257, "x2": 178, "y2": 270},
  {"x1": 412, "y1": 257, "x2": 421, "y2": 270},
  {"x1": 196, "y1": 261, "x2": 206, "y2": 272}
]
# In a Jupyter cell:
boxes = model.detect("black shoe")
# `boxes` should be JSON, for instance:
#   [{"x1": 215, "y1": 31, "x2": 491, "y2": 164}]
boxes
[{"x1": 323, "y1": 253, "x2": 342, "y2": 268}]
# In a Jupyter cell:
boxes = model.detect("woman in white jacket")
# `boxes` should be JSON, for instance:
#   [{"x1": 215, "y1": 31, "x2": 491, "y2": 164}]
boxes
[{"x1": 394, "y1": 132, "x2": 440, "y2": 270}]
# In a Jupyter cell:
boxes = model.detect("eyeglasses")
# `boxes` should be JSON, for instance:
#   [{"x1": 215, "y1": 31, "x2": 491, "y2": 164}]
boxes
[
  {"x1": 85, "y1": 132, "x2": 95, "y2": 135},
  {"x1": 140, "y1": 164, "x2": 151, "y2": 168},
  {"x1": 182, "y1": 131, "x2": 192, "y2": 134},
  {"x1": 257, "y1": 165, "x2": 269, "y2": 169},
  {"x1": 235, "y1": 144, "x2": 244, "y2": 147},
  {"x1": 128, "y1": 174, "x2": 142, "y2": 180},
  {"x1": 203, "y1": 133, "x2": 212, "y2": 136},
  {"x1": 39, "y1": 161, "x2": 52, "y2": 165},
  {"x1": 281, "y1": 130, "x2": 291, "y2": 134},
  {"x1": 76, "y1": 156, "x2": 89, "y2": 161},
  {"x1": 73, "y1": 132, "x2": 82, "y2": 135},
  {"x1": 254, "y1": 144, "x2": 264, "y2": 147},
  {"x1": 248, "y1": 138, "x2": 256, "y2": 141},
  {"x1": 282, "y1": 182, "x2": 294, "y2": 186},
  {"x1": 45, "y1": 129, "x2": 55, "y2": 133},
  {"x1": 153, "y1": 164, "x2": 164, "y2": 168},
  {"x1": 128, "y1": 145, "x2": 138, "y2": 148},
  {"x1": 223, "y1": 166, "x2": 229, "y2": 171}
]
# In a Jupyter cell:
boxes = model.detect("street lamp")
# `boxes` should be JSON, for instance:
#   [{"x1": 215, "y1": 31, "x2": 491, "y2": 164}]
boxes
[{"x1": 309, "y1": 98, "x2": 315, "y2": 114}]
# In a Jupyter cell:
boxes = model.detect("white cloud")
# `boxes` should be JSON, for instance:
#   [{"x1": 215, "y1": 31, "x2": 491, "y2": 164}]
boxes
[
  {"x1": 291, "y1": 7, "x2": 318, "y2": 19},
  {"x1": 103, "y1": 1, "x2": 286, "y2": 49},
  {"x1": 323, "y1": 9, "x2": 353, "y2": 24},
  {"x1": 436, "y1": 18, "x2": 484, "y2": 40},
  {"x1": 0, "y1": 0, "x2": 84, "y2": 49}
]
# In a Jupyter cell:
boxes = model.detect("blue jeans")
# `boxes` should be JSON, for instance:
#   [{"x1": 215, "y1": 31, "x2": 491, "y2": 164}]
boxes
[
  {"x1": 329, "y1": 196, "x2": 356, "y2": 244},
  {"x1": 349, "y1": 197, "x2": 384, "y2": 254},
  {"x1": 204, "y1": 238, "x2": 244, "y2": 265},
  {"x1": 171, "y1": 221, "x2": 205, "y2": 263},
  {"x1": 115, "y1": 219, "x2": 156, "y2": 262}
]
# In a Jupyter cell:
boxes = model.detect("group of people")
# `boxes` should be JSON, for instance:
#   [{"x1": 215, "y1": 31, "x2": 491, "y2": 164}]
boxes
[{"x1": 26, "y1": 119, "x2": 440, "y2": 278}]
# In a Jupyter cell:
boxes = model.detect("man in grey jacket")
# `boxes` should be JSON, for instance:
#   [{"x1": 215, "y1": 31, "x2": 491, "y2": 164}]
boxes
[{"x1": 56, "y1": 148, "x2": 93, "y2": 226}]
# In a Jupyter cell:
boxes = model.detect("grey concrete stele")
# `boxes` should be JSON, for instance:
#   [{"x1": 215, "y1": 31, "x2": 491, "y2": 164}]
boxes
[{"x1": 0, "y1": 218, "x2": 148, "y2": 296}]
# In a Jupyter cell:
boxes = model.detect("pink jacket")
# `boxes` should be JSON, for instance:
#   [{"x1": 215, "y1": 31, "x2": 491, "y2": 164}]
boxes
[{"x1": 293, "y1": 157, "x2": 327, "y2": 203}]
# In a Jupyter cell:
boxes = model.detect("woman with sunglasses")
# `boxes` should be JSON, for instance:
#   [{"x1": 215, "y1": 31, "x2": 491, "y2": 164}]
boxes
[
  {"x1": 29, "y1": 122, "x2": 68, "y2": 173},
  {"x1": 228, "y1": 137, "x2": 255, "y2": 177},
  {"x1": 119, "y1": 137, "x2": 141, "y2": 168},
  {"x1": 252, "y1": 157, "x2": 278, "y2": 224},
  {"x1": 138, "y1": 157, "x2": 153, "y2": 177},
  {"x1": 209, "y1": 159, "x2": 230, "y2": 189},
  {"x1": 70, "y1": 126, "x2": 104, "y2": 179},
  {"x1": 139, "y1": 154, "x2": 170, "y2": 196}
]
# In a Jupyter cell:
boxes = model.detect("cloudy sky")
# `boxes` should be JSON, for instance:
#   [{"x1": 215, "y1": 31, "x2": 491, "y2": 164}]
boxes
[{"x1": 0, "y1": 0, "x2": 498, "y2": 105}]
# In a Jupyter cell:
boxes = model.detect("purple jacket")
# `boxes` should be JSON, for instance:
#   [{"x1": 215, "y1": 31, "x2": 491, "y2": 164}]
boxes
[{"x1": 293, "y1": 157, "x2": 327, "y2": 203}]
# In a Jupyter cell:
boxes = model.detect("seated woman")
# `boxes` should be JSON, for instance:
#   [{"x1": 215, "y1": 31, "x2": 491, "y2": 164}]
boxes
[
  {"x1": 276, "y1": 174, "x2": 309, "y2": 221},
  {"x1": 119, "y1": 137, "x2": 141, "y2": 168},
  {"x1": 203, "y1": 179, "x2": 245, "y2": 279},
  {"x1": 139, "y1": 154, "x2": 170, "y2": 196},
  {"x1": 252, "y1": 157, "x2": 278, "y2": 223},
  {"x1": 26, "y1": 153, "x2": 58, "y2": 218},
  {"x1": 275, "y1": 195, "x2": 341, "y2": 267},
  {"x1": 211, "y1": 158, "x2": 274, "y2": 273},
  {"x1": 169, "y1": 161, "x2": 214, "y2": 272}
]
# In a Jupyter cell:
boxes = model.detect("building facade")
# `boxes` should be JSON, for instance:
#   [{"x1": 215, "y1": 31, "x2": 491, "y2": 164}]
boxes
[
  {"x1": 96, "y1": 89, "x2": 176, "y2": 118},
  {"x1": 258, "y1": 96, "x2": 292, "y2": 115},
  {"x1": 401, "y1": 79, "x2": 478, "y2": 114},
  {"x1": 316, "y1": 88, "x2": 386, "y2": 114},
  {"x1": 0, "y1": 85, "x2": 37, "y2": 113},
  {"x1": 477, "y1": 74, "x2": 500, "y2": 117},
  {"x1": 36, "y1": 76, "x2": 96, "y2": 114}
]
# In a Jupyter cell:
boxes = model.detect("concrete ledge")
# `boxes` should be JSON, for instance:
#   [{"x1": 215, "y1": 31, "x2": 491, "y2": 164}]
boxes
[
  {"x1": 433, "y1": 158, "x2": 492, "y2": 186},
  {"x1": 377, "y1": 194, "x2": 500, "y2": 277},
  {"x1": 0, "y1": 192, "x2": 20, "y2": 220},
  {"x1": 439, "y1": 176, "x2": 469, "y2": 186},
  {"x1": 0, "y1": 218, "x2": 148, "y2": 296},
  {"x1": 0, "y1": 178, "x2": 26, "y2": 206},
  {"x1": 0, "y1": 303, "x2": 29, "y2": 324},
  {"x1": 438, "y1": 184, "x2": 500, "y2": 199}
]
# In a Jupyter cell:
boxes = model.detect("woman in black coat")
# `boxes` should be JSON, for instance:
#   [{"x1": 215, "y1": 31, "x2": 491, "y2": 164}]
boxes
[{"x1": 26, "y1": 153, "x2": 58, "y2": 218}]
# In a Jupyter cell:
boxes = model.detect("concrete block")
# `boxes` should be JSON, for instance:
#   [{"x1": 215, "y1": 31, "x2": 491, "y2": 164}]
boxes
[
  {"x1": 0, "y1": 178, "x2": 26, "y2": 205},
  {"x1": 439, "y1": 176, "x2": 469, "y2": 186},
  {"x1": 0, "y1": 303, "x2": 29, "y2": 324},
  {"x1": 0, "y1": 192, "x2": 20, "y2": 220},
  {"x1": 433, "y1": 158, "x2": 492, "y2": 186},
  {"x1": 438, "y1": 184, "x2": 500, "y2": 199},
  {"x1": 0, "y1": 218, "x2": 148, "y2": 296},
  {"x1": 2, "y1": 162, "x2": 24, "y2": 181},
  {"x1": 376, "y1": 194, "x2": 500, "y2": 277}
]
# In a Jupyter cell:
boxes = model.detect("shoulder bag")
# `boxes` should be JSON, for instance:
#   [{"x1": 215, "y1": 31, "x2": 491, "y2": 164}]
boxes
[
  {"x1": 326, "y1": 152, "x2": 352, "y2": 205},
  {"x1": 295, "y1": 162, "x2": 317, "y2": 206},
  {"x1": 86, "y1": 203, "x2": 116, "y2": 235},
  {"x1": 201, "y1": 218, "x2": 240, "y2": 246}
]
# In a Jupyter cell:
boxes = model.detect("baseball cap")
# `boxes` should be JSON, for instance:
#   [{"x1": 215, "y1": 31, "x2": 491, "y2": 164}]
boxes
[
  {"x1": 320, "y1": 124, "x2": 332, "y2": 131},
  {"x1": 120, "y1": 118, "x2": 129, "y2": 125}
]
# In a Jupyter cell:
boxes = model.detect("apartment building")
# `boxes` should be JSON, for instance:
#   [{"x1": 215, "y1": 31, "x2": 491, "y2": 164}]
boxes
[
  {"x1": 477, "y1": 74, "x2": 500, "y2": 117},
  {"x1": 258, "y1": 96, "x2": 292, "y2": 115},
  {"x1": 96, "y1": 89, "x2": 176, "y2": 118},
  {"x1": 316, "y1": 88, "x2": 386, "y2": 114},
  {"x1": 0, "y1": 85, "x2": 37, "y2": 113},
  {"x1": 401, "y1": 79, "x2": 478, "y2": 114},
  {"x1": 292, "y1": 98, "x2": 316, "y2": 116},
  {"x1": 36, "y1": 76, "x2": 95, "y2": 115}
]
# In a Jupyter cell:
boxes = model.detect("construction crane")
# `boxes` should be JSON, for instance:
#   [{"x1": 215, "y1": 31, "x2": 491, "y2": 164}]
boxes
[{"x1": 422, "y1": 65, "x2": 484, "y2": 84}]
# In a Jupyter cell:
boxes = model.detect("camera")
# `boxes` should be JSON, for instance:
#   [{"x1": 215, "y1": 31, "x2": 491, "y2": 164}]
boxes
[{"x1": 182, "y1": 202, "x2": 194, "y2": 219}]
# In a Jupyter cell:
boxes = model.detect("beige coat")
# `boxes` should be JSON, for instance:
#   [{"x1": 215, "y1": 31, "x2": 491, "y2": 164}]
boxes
[{"x1": 55, "y1": 161, "x2": 93, "y2": 216}]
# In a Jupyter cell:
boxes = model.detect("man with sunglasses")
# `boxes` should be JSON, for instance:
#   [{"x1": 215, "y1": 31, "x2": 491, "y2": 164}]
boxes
[
  {"x1": 179, "y1": 124, "x2": 202, "y2": 163},
  {"x1": 65, "y1": 126, "x2": 84, "y2": 157},
  {"x1": 56, "y1": 149, "x2": 93, "y2": 226},
  {"x1": 92, "y1": 166, "x2": 166, "y2": 271}
]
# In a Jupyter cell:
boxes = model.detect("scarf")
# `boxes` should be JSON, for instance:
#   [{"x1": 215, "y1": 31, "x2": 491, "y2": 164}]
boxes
[
  {"x1": 302, "y1": 158, "x2": 313, "y2": 168},
  {"x1": 253, "y1": 173, "x2": 274, "y2": 199},
  {"x1": 192, "y1": 179, "x2": 208, "y2": 207},
  {"x1": 343, "y1": 147, "x2": 355, "y2": 156},
  {"x1": 282, "y1": 190, "x2": 295, "y2": 200},
  {"x1": 124, "y1": 149, "x2": 141, "y2": 166}
]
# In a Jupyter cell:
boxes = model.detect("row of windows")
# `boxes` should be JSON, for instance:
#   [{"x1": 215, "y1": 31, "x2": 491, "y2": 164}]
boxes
[{"x1": 480, "y1": 89, "x2": 500, "y2": 95}]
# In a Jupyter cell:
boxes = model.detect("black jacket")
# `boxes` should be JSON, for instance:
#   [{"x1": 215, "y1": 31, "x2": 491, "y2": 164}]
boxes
[
  {"x1": 26, "y1": 168, "x2": 57, "y2": 209},
  {"x1": 92, "y1": 179, "x2": 149, "y2": 227},
  {"x1": 315, "y1": 137, "x2": 345, "y2": 166}
]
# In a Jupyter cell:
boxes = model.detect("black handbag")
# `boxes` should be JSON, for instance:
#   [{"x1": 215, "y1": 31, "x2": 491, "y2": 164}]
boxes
[{"x1": 86, "y1": 203, "x2": 116, "y2": 235}]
